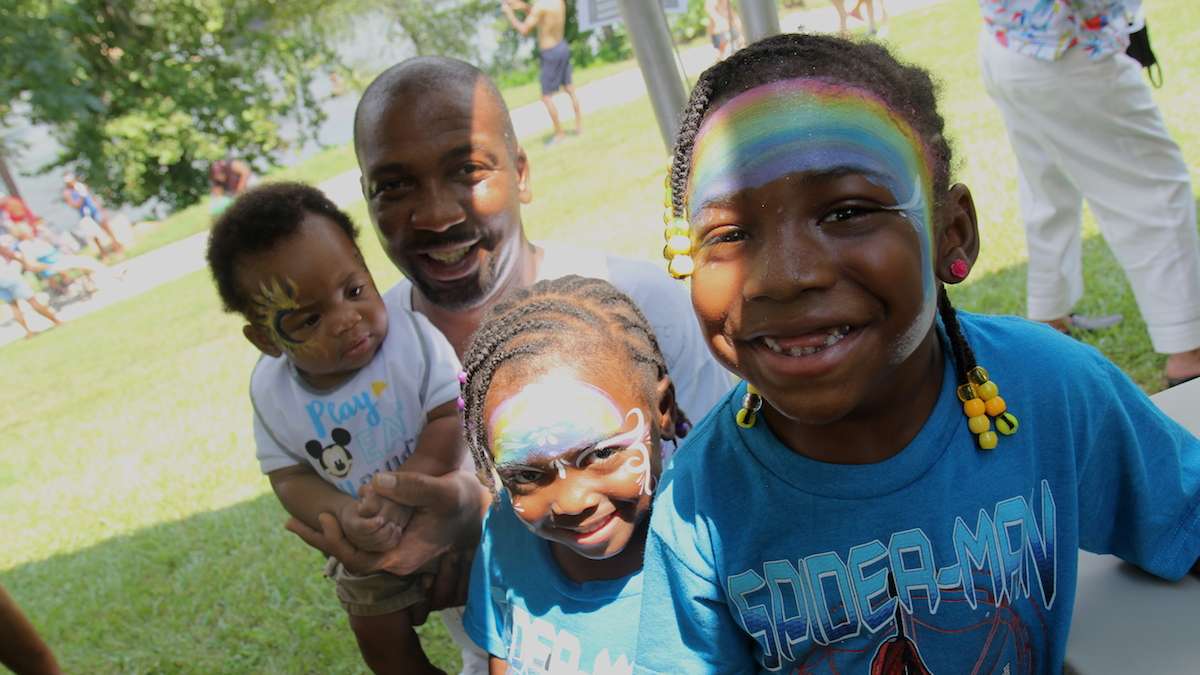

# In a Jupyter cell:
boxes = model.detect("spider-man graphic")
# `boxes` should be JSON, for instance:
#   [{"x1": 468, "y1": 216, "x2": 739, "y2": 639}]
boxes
[
  {"x1": 869, "y1": 575, "x2": 931, "y2": 675},
  {"x1": 788, "y1": 581, "x2": 1041, "y2": 674}
]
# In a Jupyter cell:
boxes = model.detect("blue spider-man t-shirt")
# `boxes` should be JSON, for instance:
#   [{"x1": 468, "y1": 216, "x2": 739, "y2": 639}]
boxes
[{"x1": 635, "y1": 312, "x2": 1200, "y2": 674}]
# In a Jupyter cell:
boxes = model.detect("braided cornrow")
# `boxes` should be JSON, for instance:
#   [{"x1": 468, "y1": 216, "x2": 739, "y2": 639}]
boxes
[
  {"x1": 461, "y1": 275, "x2": 685, "y2": 491},
  {"x1": 937, "y1": 286, "x2": 978, "y2": 386}
]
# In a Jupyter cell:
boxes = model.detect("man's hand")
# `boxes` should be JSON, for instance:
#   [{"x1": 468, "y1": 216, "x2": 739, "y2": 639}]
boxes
[{"x1": 286, "y1": 470, "x2": 489, "y2": 577}]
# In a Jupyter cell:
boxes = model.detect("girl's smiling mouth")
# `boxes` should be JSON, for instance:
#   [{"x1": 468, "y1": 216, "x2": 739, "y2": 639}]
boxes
[
  {"x1": 567, "y1": 510, "x2": 620, "y2": 546},
  {"x1": 760, "y1": 325, "x2": 852, "y2": 357},
  {"x1": 745, "y1": 323, "x2": 867, "y2": 379}
]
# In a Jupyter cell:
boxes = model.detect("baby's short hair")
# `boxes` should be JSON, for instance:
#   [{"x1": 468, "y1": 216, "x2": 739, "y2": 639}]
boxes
[{"x1": 206, "y1": 182, "x2": 359, "y2": 318}]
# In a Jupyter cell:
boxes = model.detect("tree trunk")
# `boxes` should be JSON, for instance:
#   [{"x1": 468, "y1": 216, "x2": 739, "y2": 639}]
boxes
[{"x1": 0, "y1": 150, "x2": 21, "y2": 200}]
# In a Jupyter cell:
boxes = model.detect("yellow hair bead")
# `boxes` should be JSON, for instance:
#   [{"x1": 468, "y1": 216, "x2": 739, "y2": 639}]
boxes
[
  {"x1": 666, "y1": 234, "x2": 691, "y2": 256},
  {"x1": 958, "y1": 363, "x2": 1017, "y2": 450},
  {"x1": 668, "y1": 255, "x2": 694, "y2": 279},
  {"x1": 664, "y1": 224, "x2": 688, "y2": 240},
  {"x1": 963, "y1": 398, "x2": 985, "y2": 418},
  {"x1": 966, "y1": 366, "x2": 990, "y2": 386},
  {"x1": 735, "y1": 384, "x2": 762, "y2": 429},
  {"x1": 984, "y1": 395, "x2": 1006, "y2": 417},
  {"x1": 978, "y1": 431, "x2": 998, "y2": 450},
  {"x1": 995, "y1": 412, "x2": 1019, "y2": 435},
  {"x1": 967, "y1": 414, "x2": 990, "y2": 435},
  {"x1": 735, "y1": 407, "x2": 756, "y2": 428}
]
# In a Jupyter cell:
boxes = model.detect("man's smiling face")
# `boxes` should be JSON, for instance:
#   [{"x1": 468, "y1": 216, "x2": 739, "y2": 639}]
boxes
[{"x1": 357, "y1": 77, "x2": 531, "y2": 310}]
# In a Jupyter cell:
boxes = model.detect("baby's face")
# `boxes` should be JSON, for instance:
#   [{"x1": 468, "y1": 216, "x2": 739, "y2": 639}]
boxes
[
  {"x1": 484, "y1": 364, "x2": 661, "y2": 569},
  {"x1": 238, "y1": 213, "x2": 387, "y2": 389}
]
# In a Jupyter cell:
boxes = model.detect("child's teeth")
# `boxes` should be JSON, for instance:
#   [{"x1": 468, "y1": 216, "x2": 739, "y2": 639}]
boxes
[{"x1": 762, "y1": 326, "x2": 850, "y2": 357}]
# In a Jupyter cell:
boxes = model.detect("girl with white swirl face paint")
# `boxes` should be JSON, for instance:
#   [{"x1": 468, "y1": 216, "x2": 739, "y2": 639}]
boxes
[
  {"x1": 458, "y1": 276, "x2": 691, "y2": 673},
  {"x1": 483, "y1": 364, "x2": 676, "y2": 579}
]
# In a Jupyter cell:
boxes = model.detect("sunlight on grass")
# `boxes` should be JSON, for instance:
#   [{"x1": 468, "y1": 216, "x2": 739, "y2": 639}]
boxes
[{"x1": 3, "y1": 1, "x2": 1199, "y2": 671}]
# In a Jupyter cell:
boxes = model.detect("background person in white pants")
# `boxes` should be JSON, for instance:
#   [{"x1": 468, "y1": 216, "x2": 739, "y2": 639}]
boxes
[{"x1": 977, "y1": 0, "x2": 1200, "y2": 388}]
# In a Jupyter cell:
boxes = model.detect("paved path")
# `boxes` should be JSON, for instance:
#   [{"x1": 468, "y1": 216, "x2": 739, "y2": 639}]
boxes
[{"x1": 0, "y1": 0, "x2": 947, "y2": 346}]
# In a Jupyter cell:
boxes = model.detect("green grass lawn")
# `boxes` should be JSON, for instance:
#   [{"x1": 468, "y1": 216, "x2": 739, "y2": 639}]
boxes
[{"x1": 3, "y1": 0, "x2": 1199, "y2": 672}]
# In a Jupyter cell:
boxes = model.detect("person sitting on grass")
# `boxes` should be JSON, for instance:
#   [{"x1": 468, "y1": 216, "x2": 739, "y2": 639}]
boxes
[
  {"x1": 459, "y1": 276, "x2": 688, "y2": 673},
  {"x1": 8, "y1": 224, "x2": 108, "y2": 298},
  {"x1": 0, "y1": 242, "x2": 64, "y2": 339},
  {"x1": 205, "y1": 182, "x2": 468, "y2": 675}
]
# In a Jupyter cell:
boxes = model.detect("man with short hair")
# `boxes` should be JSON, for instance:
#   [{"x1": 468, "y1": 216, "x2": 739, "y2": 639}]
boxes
[
  {"x1": 289, "y1": 56, "x2": 731, "y2": 673},
  {"x1": 501, "y1": 0, "x2": 582, "y2": 145}
]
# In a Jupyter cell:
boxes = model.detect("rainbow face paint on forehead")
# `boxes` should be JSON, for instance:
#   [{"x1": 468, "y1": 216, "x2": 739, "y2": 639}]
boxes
[
  {"x1": 488, "y1": 370, "x2": 624, "y2": 468},
  {"x1": 686, "y1": 77, "x2": 938, "y2": 300}
]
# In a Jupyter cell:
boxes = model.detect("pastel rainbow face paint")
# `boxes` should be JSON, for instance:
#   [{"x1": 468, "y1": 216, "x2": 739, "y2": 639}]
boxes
[
  {"x1": 686, "y1": 78, "x2": 938, "y2": 303},
  {"x1": 488, "y1": 371, "x2": 624, "y2": 468}
]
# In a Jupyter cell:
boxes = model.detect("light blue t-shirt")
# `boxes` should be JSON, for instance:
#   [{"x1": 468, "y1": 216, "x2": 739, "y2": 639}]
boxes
[
  {"x1": 465, "y1": 493, "x2": 641, "y2": 674},
  {"x1": 635, "y1": 313, "x2": 1200, "y2": 673}
]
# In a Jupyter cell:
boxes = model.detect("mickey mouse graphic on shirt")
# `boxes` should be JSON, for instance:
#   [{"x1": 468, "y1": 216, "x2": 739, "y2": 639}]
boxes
[{"x1": 306, "y1": 427, "x2": 353, "y2": 478}]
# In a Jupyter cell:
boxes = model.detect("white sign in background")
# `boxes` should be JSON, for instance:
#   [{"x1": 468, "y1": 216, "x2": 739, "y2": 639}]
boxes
[{"x1": 575, "y1": 0, "x2": 688, "y2": 32}]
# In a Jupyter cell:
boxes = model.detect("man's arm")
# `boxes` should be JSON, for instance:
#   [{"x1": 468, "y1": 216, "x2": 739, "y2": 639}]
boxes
[
  {"x1": 501, "y1": 0, "x2": 542, "y2": 37},
  {"x1": 489, "y1": 656, "x2": 509, "y2": 674}
]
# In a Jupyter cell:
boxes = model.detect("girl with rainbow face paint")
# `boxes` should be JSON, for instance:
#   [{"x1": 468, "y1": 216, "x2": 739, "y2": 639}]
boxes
[
  {"x1": 684, "y1": 75, "x2": 979, "y2": 464},
  {"x1": 638, "y1": 34, "x2": 1200, "y2": 675}
]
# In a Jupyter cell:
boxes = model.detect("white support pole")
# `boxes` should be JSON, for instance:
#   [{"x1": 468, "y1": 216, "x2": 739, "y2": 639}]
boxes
[{"x1": 739, "y1": 0, "x2": 782, "y2": 44}]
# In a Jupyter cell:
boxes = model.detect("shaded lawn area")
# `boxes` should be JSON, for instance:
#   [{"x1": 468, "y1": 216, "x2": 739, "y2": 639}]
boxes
[{"x1": 3, "y1": 0, "x2": 1198, "y2": 672}]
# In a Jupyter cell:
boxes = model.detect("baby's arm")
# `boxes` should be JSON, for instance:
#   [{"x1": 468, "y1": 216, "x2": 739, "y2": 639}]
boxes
[
  {"x1": 398, "y1": 399, "x2": 468, "y2": 477},
  {"x1": 268, "y1": 465, "x2": 397, "y2": 552},
  {"x1": 488, "y1": 656, "x2": 508, "y2": 674},
  {"x1": 353, "y1": 400, "x2": 465, "y2": 543}
]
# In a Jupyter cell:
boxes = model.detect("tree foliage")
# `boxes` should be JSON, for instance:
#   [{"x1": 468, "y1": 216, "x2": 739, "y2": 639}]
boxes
[
  {"x1": 0, "y1": 0, "x2": 347, "y2": 209},
  {"x1": 369, "y1": 0, "x2": 496, "y2": 63}
]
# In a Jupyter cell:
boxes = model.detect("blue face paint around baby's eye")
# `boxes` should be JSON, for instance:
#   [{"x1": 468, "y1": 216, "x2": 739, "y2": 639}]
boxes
[{"x1": 687, "y1": 78, "x2": 937, "y2": 304}]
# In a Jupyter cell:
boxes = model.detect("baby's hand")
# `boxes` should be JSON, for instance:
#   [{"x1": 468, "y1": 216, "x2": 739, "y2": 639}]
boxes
[
  {"x1": 338, "y1": 494, "x2": 404, "y2": 553},
  {"x1": 352, "y1": 484, "x2": 413, "y2": 550}
]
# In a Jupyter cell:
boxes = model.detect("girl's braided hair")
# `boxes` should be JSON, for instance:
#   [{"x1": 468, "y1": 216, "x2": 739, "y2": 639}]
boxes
[
  {"x1": 668, "y1": 33, "x2": 978, "y2": 383},
  {"x1": 460, "y1": 275, "x2": 685, "y2": 490}
]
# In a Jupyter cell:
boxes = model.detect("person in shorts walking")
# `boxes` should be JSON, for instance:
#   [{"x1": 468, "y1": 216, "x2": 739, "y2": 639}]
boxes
[{"x1": 502, "y1": 0, "x2": 582, "y2": 145}]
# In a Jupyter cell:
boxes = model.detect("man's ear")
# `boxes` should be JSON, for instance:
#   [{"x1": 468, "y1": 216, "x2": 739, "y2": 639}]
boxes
[
  {"x1": 653, "y1": 374, "x2": 678, "y2": 440},
  {"x1": 515, "y1": 146, "x2": 532, "y2": 205},
  {"x1": 243, "y1": 323, "x2": 283, "y2": 358},
  {"x1": 934, "y1": 183, "x2": 981, "y2": 284},
  {"x1": 359, "y1": 173, "x2": 369, "y2": 202}
]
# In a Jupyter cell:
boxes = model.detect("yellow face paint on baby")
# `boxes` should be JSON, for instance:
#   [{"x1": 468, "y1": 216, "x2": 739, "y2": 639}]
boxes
[{"x1": 250, "y1": 276, "x2": 323, "y2": 357}]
